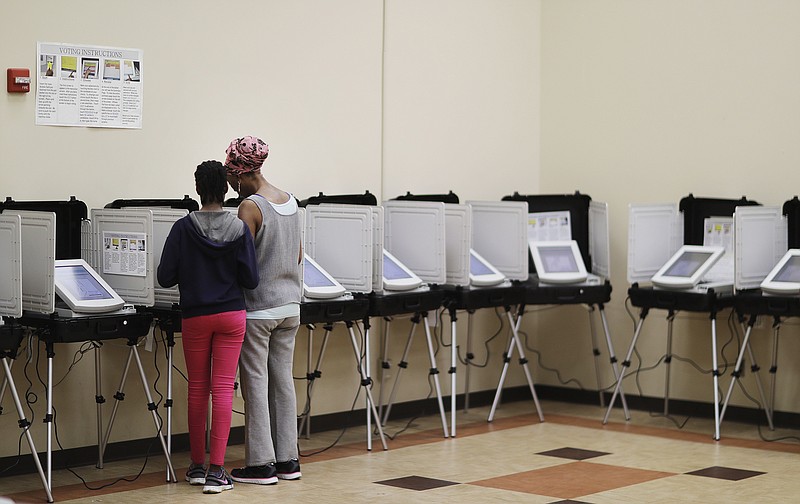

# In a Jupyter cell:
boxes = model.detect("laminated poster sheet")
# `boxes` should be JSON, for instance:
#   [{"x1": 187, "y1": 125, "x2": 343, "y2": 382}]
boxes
[{"x1": 36, "y1": 42, "x2": 143, "y2": 128}]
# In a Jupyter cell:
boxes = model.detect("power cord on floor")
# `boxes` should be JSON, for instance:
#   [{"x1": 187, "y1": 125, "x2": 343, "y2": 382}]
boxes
[
  {"x1": 376, "y1": 373, "x2": 437, "y2": 441},
  {"x1": 51, "y1": 405, "x2": 158, "y2": 490},
  {"x1": 455, "y1": 307, "x2": 505, "y2": 368},
  {"x1": 519, "y1": 328, "x2": 587, "y2": 390},
  {"x1": 299, "y1": 382, "x2": 362, "y2": 457}
]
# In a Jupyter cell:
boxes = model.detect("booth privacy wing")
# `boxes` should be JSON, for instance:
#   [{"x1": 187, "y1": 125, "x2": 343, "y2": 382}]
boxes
[
  {"x1": 589, "y1": 201, "x2": 611, "y2": 279},
  {"x1": 0, "y1": 213, "x2": 23, "y2": 318},
  {"x1": 627, "y1": 203, "x2": 682, "y2": 284},
  {"x1": 445, "y1": 203, "x2": 471, "y2": 287},
  {"x1": 468, "y1": 200, "x2": 528, "y2": 281},
  {"x1": 7, "y1": 210, "x2": 56, "y2": 314},
  {"x1": 734, "y1": 206, "x2": 787, "y2": 290},
  {"x1": 383, "y1": 200, "x2": 446, "y2": 285},
  {"x1": 151, "y1": 209, "x2": 189, "y2": 306},
  {"x1": 305, "y1": 204, "x2": 373, "y2": 293},
  {"x1": 89, "y1": 208, "x2": 155, "y2": 307}
]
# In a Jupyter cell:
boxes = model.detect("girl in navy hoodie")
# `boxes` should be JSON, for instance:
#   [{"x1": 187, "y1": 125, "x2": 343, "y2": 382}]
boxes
[{"x1": 157, "y1": 161, "x2": 258, "y2": 494}]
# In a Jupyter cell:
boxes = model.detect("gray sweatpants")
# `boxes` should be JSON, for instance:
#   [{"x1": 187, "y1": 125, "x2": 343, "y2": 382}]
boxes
[{"x1": 239, "y1": 316, "x2": 300, "y2": 466}]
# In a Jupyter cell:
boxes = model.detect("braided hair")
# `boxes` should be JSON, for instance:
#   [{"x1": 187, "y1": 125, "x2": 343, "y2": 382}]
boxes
[{"x1": 195, "y1": 160, "x2": 228, "y2": 206}]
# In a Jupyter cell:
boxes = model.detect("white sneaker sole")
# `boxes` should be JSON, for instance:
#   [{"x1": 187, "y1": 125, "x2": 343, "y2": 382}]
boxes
[
  {"x1": 277, "y1": 472, "x2": 301, "y2": 480},
  {"x1": 203, "y1": 483, "x2": 233, "y2": 494},
  {"x1": 230, "y1": 475, "x2": 278, "y2": 485}
]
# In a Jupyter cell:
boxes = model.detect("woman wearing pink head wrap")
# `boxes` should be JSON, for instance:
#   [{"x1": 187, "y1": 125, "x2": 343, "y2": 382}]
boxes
[
  {"x1": 225, "y1": 136, "x2": 270, "y2": 176},
  {"x1": 225, "y1": 136, "x2": 304, "y2": 485}
]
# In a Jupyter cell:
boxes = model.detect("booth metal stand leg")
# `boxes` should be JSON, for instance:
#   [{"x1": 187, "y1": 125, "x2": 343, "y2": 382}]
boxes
[
  {"x1": 464, "y1": 310, "x2": 474, "y2": 412},
  {"x1": 100, "y1": 347, "x2": 134, "y2": 464},
  {"x1": 381, "y1": 315, "x2": 418, "y2": 425},
  {"x1": 45, "y1": 342, "x2": 54, "y2": 493},
  {"x1": 95, "y1": 343, "x2": 105, "y2": 469},
  {"x1": 598, "y1": 305, "x2": 630, "y2": 420},
  {"x1": 710, "y1": 313, "x2": 722, "y2": 441},
  {"x1": 2, "y1": 356, "x2": 53, "y2": 502},
  {"x1": 164, "y1": 328, "x2": 175, "y2": 482},
  {"x1": 448, "y1": 308, "x2": 457, "y2": 437},
  {"x1": 664, "y1": 311, "x2": 675, "y2": 416},
  {"x1": 298, "y1": 323, "x2": 333, "y2": 438},
  {"x1": 587, "y1": 305, "x2": 605, "y2": 408},
  {"x1": 99, "y1": 339, "x2": 177, "y2": 481},
  {"x1": 488, "y1": 306, "x2": 544, "y2": 423},
  {"x1": 351, "y1": 320, "x2": 387, "y2": 451},
  {"x1": 422, "y1": 313, "x2": 450, "y2": 438},
  {"x1": 380, "y1": 313, "x2": 449, "y2": 438},
  {"x1": 377, "y1": 317, "x2": 391, "y2": 422},
  {"x1": 720, "y1": 315, "x2": 774, "y2": 431},
  {"x1": 603, "y1": 308, "x2": 649, "y2": 424},
  {"x1": 0, "y1": 359, "x2": 10, "y2": 412},
  {"x1": 769, "y1": 317, "x2": 780, "y2": 419}
]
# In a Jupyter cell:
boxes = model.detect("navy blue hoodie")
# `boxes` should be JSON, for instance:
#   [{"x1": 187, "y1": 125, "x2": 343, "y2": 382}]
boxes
[{"x1": 157, "y1": 211, "x2": 259, "y2": 318}]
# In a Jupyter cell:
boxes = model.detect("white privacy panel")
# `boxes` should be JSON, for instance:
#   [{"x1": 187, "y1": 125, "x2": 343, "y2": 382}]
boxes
[
  {"x1": 383, "y1": 200, "x2": 446, "y2": 285},
  {"x1": 371, "y1": 206, "x2": 384, "y2": 292},
  {"x1": 468, "y1": 200, "x2": 529, "y2": 281},
  {"x1": 0, "y1": 214, "x2": 23, "y2": 318},
  {"x1": 8, "y1": 210, "x2": 56, "y2": 314},
  {"x1": 734, "y1": 206, "x2": 787, "y2": 290},
  {"x1": 90, "y1": 208, "x2": 154, "y2": 306},
  {"x1": 151, "y1": 209, "x2": 189, "y2": 306},
  {"x1": 445, "y1": 204, "x2": 471, "y2": 287},
  {"x1": 627, "y1": 203, "x2": 682, "y2": 284},
  {"x1": 305, "y1": 205, "x2": 373, "y2": 293},
  {"x1": 589, "y1": 200, "x2": 611, "y2": 278}
]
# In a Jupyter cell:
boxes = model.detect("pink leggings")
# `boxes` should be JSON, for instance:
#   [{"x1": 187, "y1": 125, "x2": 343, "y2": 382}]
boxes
[{"x1": 181, "y1": 310, "x2": 246, "y2": 467}]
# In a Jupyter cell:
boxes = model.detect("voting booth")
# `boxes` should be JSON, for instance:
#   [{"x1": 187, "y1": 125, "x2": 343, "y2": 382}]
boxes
[
  {"x1": 0, "y1": 212, "x2": 52, "y2": 502},
  {"x1": 499, "y1": 192, "x2": 625, "y2": 421},
  {"x1": 1, "y1": 198, "x2": 167, "y2": 502},
  {"x1": 378, "y1": 199, "x2": 450, "y2": 437},
  {"x1": 605, "y1": 194, "x2": 759, "y2": 440},
  {"x1": 298, "y1": 200, "x2": 387, "y2": 450},
  {"x1": 726, "y1": 199, "x2": 800, "y2": 433},
  {"x1": 99, "y1": 196, "x2": 198, "y2": 478}
]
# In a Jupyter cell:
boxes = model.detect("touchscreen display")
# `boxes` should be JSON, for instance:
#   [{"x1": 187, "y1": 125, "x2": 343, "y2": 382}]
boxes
[
  {"x1": 662, "y1": 251, "x2": 713, "y2": 277},
  {"x1": 470, "y1": 253, "x2": 495, "y2": 276},
  {"x1": 539, "y1": 246, "x2": 579, "y2": 273},
  {"x1": 772, "y1": 256, "x2": 800, "y2": 283},
  {"x1": 55, "y1": 265, "x2": 114, "y2": 300},
  {"x1": 384, "y1": 253, "x2": 412, "y2": 280},
  {"x1": 304, "y1": 260, "x2": 335, "y2": 287}
]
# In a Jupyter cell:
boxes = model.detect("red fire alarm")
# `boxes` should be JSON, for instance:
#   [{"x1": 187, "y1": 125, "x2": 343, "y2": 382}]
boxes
[{"x1": 7, "y1": 68, "x2": 31, "y2": 93}]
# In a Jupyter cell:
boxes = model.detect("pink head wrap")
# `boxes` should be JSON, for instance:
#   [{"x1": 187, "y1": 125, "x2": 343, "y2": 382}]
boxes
[{"x1": 225, "y1": 136, "x2": 269, "y2": 175}]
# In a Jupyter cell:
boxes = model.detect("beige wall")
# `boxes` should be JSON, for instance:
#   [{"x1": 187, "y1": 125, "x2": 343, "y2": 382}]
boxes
[
  {"x1": 0, "y1": 0, "x2": 541, "y2": 457},
  {"x1": 540, "y1": 0, "x2": 800, "y2": 414}
]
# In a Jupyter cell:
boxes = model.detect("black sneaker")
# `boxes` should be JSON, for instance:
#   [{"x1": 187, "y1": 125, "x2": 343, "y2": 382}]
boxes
[
  {"x1": 276, "y1": 459, "x2": 301, "y2": 480},
  {"x1": 229, "y1": 463, "x2": 278, "y2": 485},
  {"x1": 203, "y1": 466, "x2": 233, "y2": 494},
  {"x1": 185, "y1": 463, "x2": 206, "y2": 485}
]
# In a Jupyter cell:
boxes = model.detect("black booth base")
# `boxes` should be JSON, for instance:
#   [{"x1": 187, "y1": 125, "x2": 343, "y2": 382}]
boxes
[
  {"x1": 20, "y1": 311, "x2": 154, "y2": 344},
  {"x1": 628, "y1": 284, "x2": 735, "y2": 313},
  {"x1": 0, "y1": 323, "x2": 25, "y2": 358},
  {"x1": 734, "y1": 289, "x2": 800, "y2": 319}
]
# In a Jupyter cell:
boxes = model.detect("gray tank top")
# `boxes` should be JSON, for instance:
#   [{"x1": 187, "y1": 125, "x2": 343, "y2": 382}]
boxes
[{"x1": 243, "y1": 194, "x2": 302, "y2": 311}]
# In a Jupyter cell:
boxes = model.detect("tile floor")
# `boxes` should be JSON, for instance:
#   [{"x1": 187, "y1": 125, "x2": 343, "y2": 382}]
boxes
[{"x1": 1, "y1": 398, "x2": 799, "y2": 503}]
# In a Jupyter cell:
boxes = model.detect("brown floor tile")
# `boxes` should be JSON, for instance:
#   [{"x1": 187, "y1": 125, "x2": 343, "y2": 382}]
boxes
[
  {"x1": 470, "y1": 461, "x2": 674, "y2": 499},
  {"x1": 537, "y1": 447, "x2": 609, "y2": 461},
  {"x1": 686, "y1": 466, "x2": 766, "y2": 481},
  {"x1": 375, "y1": 475, "x2": 459, "y2": 491}
]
